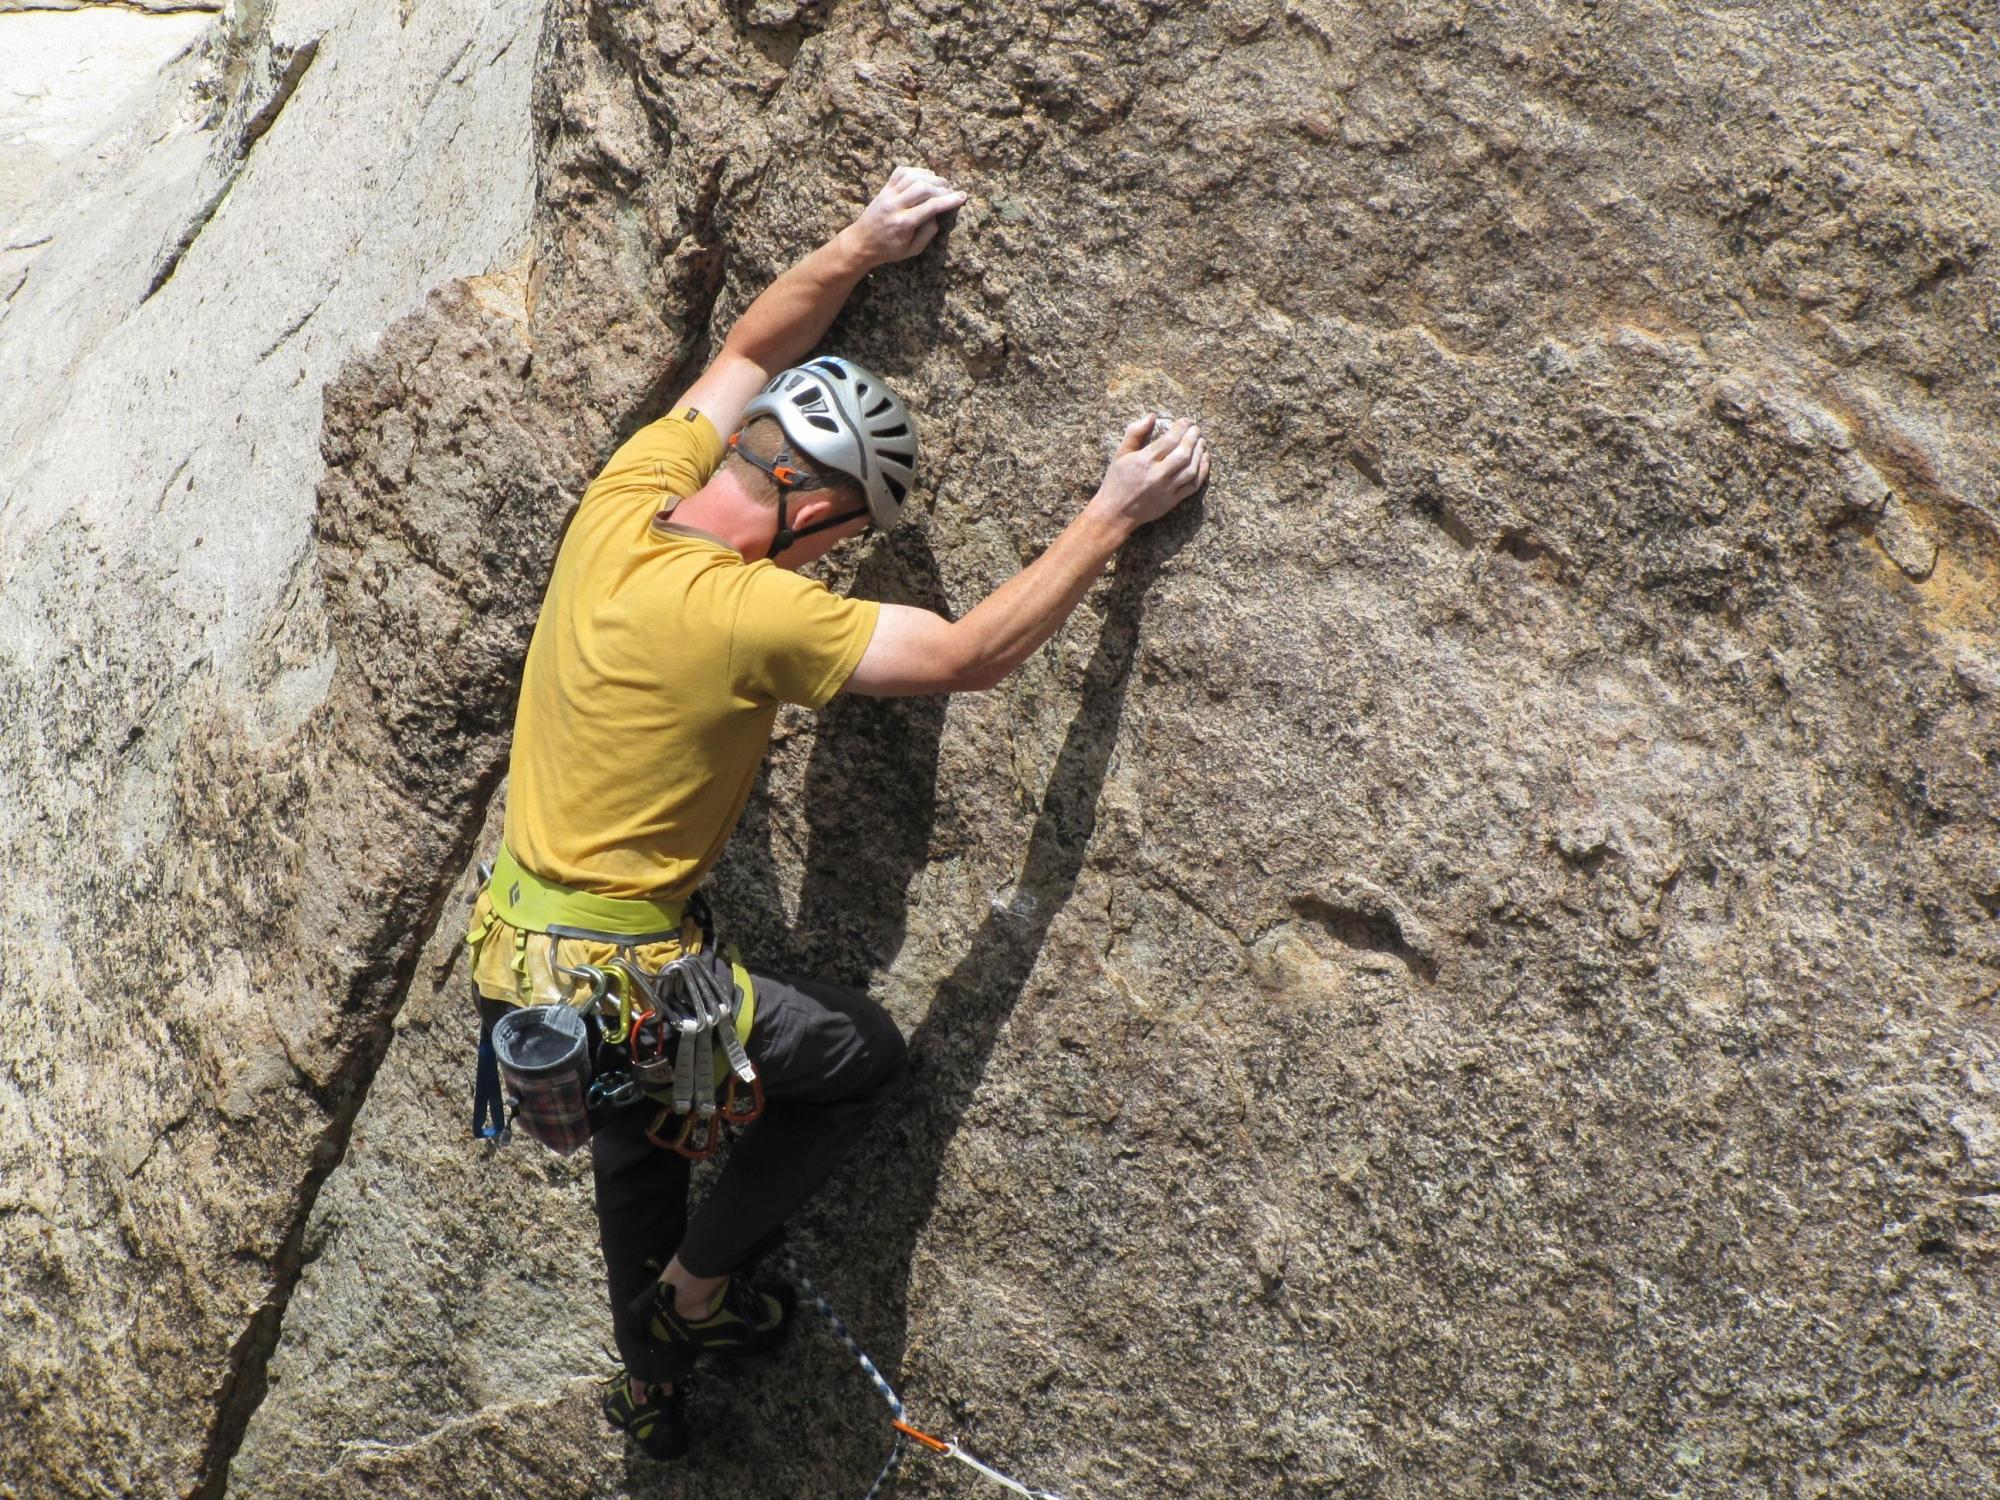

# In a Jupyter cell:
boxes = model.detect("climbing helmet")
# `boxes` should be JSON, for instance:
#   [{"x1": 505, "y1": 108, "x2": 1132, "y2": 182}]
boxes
[{"x1": 739, "y1": 357, "x2": 917, "y2": 529}]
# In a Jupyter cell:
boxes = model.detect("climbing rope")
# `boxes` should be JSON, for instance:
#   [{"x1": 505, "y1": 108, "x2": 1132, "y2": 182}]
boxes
[{"x1": 777, "y1": 1252, "x2": 1067, "y2": 1500}]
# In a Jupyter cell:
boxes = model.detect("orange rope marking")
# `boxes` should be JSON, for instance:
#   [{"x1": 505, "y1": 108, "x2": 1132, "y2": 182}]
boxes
[{"x1": 892, "y1": 1419, "x2": 953, "y2": 1453}]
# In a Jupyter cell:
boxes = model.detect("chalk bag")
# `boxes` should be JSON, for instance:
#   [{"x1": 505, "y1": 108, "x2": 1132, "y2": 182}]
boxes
[{"x1": 490, "y1": 1003, "x2": 594, "y2": 1155}]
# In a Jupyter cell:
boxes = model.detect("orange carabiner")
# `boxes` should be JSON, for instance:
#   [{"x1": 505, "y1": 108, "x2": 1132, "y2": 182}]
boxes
[
  {"x1": 629, "y1": 1008, "x2": 670, "y2": 1065},
  {"x1": 647, "y1": 1105, "x2": 722, "y2": 1160},
  {"x1": 720, "y1": 1072, "x2": 765, "y2": 1126}
]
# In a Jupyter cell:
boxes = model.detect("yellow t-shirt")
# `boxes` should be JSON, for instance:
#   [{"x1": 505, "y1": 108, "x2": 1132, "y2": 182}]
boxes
[{"x1": 501, "y1": 405, "x2": 880, "y2": 899}]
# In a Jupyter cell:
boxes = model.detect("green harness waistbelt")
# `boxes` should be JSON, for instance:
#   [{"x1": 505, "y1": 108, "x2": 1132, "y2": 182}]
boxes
[{"x1": 489, "y1": 843, "x2": 687, "y2": 939}]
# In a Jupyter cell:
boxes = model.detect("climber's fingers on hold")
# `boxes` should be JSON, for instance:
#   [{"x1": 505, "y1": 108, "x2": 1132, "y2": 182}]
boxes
[
  {"x1": 886, "y1": 166, "x2": 954, "y2": 204},
  {"x1": 1171, "y1": 436, "x2": 1205, "y2": 493},
  {"x1": 884, "y1": 164, "x2": 945, "y2": 195},
  {"x1": 866, "y1": 169, "x2": 926, "y2": 220},
  {"x1": 893, "y1": 185, "x2": 968, "y2": 225},
  {"x1": 1159, "y1": 428, "x2": 1206, "y2": 494},
  {"x1": 1179, "y1": 440, "x2": 1210, "y2": 496},
  {"x1": 1146, "y1": 417, "x2": 1196, "y2": 464}
]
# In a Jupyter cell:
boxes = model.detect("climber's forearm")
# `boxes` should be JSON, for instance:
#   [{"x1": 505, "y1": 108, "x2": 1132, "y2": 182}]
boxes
[
  {"x1": 847, "y1": 416, "x2": 1210, "y2": 699},
  {"x1": 674, "y1": 168, "x2": 961, "y2": 430},
  {"x1": 941, "y1": 510, "x2": 1130, "y2": 690},
  {"x1": 718, "y1": 229, "x2": 875, "y2": 377},
  {"x1": 717, "y1": 166, "x2": 963, "y2": 378}
]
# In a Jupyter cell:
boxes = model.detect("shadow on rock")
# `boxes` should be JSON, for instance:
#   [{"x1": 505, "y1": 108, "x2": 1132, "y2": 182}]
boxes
[
  {"x1": 793, "y1": 496, "x2": 1205, "y2": 1481},
  {"x1": 668, "y1": 499, "x2": 1199, "y2": 1493},
  {"x1": 711, "y1": 526, "x2": 951, "y2": 983},
  {"x1": 796, "y1": 528, "x2": 953, "y2": 985}
]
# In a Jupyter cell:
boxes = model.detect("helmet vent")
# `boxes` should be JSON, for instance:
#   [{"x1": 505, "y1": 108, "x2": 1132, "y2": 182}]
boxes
[{"x1": 746, "y1": 357, "x2": 916, "y2": 525}]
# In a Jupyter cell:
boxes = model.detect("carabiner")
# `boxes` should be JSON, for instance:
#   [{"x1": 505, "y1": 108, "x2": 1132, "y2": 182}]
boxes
[
  {"x1": 592, "y1": 962, "x2": 645, "y2": 1047},
  {"x1": 588, "y1": 1071, "x2": 647, "y2": 1110},
  {"x1": 720, "y1": 1071, "x2": 764, "y2": 1126},
  {"x1": 647, "y1": 1104, "x2": 722, "y2": 1161},
  {"x1": 556, "y1": 961, "x2": 613, "y2": 1014},
  {"x1": 653, "y1": 955, "x2": 702, "y2": 1029},
  {"x1": 629, "y1": 1008, "x2": 671, "y2": 1065},
  {"x1": 607, "y1": 954, "x2": 663, "y2": 1012}
]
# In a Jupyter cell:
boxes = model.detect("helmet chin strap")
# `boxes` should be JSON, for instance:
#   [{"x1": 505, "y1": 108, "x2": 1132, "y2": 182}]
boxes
[{"x1": 729, "y1": 432, "x2": 871, "y2": 561}]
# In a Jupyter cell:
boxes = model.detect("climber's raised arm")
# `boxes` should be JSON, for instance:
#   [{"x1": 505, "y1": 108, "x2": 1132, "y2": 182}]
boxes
[
  {"x1": 846, "y1": 416, "x2": 1210, "y2": 696},
  {"x1": 676, "y1": 167, "x2": 967, "y2": 432}
]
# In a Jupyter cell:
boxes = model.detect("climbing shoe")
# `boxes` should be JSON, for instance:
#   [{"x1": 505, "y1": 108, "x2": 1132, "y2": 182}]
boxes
[
  {"x1": 628, "y1": 1271, "x2": 796, "y2": 1362},
  {"x1": 601, "y1": 1372, "x2": 690, "y2": 1461}
]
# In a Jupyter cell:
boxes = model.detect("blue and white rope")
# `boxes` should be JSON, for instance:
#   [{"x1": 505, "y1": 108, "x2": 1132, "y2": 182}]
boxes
[
  {"x1": 777, "y1": 1251, "x2": 1067, "y2": 1500},
  {"x1": 778, "y1": 1251, "x2": 907, "y2": 1499}
]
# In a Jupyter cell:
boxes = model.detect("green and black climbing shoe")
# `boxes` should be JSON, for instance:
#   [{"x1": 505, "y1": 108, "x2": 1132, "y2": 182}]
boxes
[
  {"x1": 629, "y1": 1272, "x2": 796, "y2": 1361},
  {"x1": 601, "y1": 1372, "x2": 690, "y2": 1461}
]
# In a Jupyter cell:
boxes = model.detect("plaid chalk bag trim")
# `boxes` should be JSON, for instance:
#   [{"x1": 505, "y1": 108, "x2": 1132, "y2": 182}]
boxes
[{"x1": 491, "y1": 1003, "x2": 594, "y2": 1156}]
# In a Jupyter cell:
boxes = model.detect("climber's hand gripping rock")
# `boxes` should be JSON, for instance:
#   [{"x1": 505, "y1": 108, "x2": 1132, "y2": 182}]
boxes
[
  {"x1": 841, "y1": 165, "x2": 968, "y2": 266},
  {"x1": 1088, "y1": 415, "x2": 1210, "y2": 535}
]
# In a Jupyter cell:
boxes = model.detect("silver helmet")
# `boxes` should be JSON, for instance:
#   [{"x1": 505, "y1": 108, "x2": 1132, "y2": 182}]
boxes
[{"x1": 740, "y1": 357, "x2": 917, "y2": 528}]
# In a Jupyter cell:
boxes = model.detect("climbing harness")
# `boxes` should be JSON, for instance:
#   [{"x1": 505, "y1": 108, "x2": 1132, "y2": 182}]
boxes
[
  {"x1": 778, "y1": 1253, "x2": 1067, "y2": 1500},
  {"x1": 466, "y1": 846, "x2": 761, "y2": 1161}
]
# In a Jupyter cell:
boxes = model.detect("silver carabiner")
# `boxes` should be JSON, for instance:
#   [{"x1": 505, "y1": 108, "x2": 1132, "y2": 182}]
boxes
[
  {"x1": 555, "y1": 961, "x2": 613, "y2": 1010},
  {"x1": 691, "y1": 958, "x2": 757, "y2": 1085}
]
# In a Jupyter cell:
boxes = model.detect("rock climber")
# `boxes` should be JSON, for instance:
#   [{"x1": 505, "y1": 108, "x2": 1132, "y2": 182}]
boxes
[{"x1": 463, "y1": 165, "x2": 1210, "y2": 1461}]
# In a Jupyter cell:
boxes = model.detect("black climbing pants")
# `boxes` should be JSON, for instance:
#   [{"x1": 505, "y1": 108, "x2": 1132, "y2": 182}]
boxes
[{"x1": 577, "y1": 952, "x2": 906, "y2": 1384}]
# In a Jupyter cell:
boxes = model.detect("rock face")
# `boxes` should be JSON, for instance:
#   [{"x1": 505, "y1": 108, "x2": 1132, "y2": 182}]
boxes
[
  {"x1": 0, "y1": 0, "x2": 541, "y2": 1494},
  {"x1": 6, "y1": 1, "x2": 1999, "y2": 1497}
]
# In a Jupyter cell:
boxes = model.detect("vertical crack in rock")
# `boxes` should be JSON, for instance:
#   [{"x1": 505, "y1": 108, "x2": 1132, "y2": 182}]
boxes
[
  {"x1": 141, "y1": 160, "x2": 236, "y2": 305},
  {"x1": 256, "y1": 302, "x2": 318, "y2": 363},
  {"x1": 143, "y1": 35, "x2": 321, "y2": 303},
  {"x1": 239, "y1": 36, "x2": 318, "y2": 150},
  {"x1": 155, "y1": 264, "x2": 576, "y2": 1494},
  {"x1": 189, "y1": 764, "x2": 507, "y2": 1500},
  {"x1": 190, "y1": 146, "x2": 735, "y2": 1468}
]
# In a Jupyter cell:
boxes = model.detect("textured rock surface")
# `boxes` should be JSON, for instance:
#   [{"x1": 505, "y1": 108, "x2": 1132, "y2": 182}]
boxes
[
  {"x1": 0, "y1": 8, "x2": 215, "y2": 222},
  {"x1": 9, "y1": 0, "x2": 2000, "y2": 1497},
  {"x1": 0, "y1": 0, "x2": 541, "y2": 1493}
]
